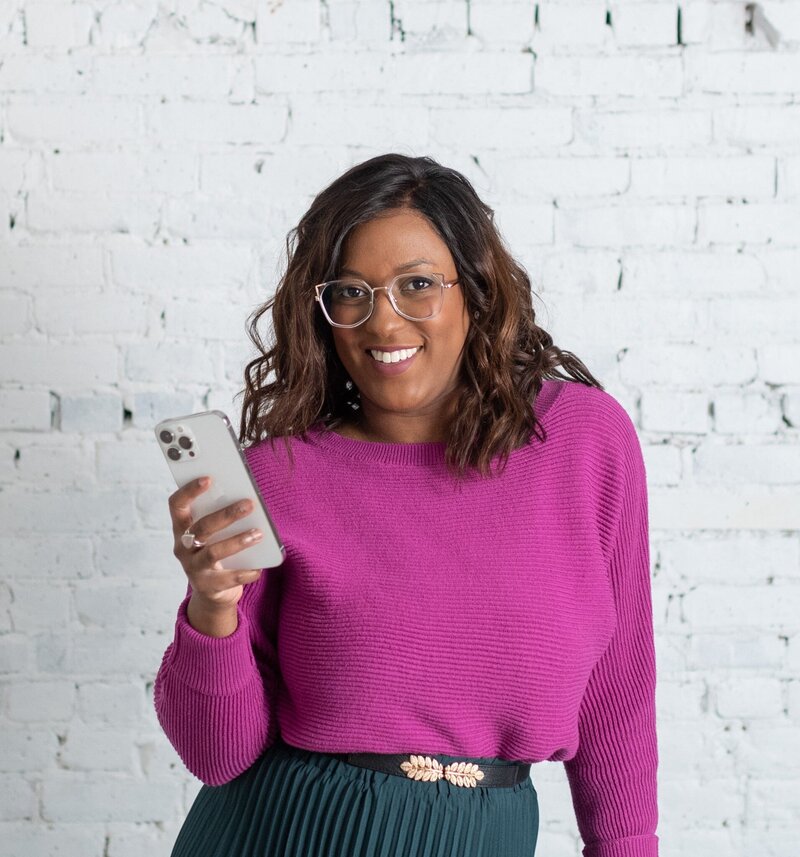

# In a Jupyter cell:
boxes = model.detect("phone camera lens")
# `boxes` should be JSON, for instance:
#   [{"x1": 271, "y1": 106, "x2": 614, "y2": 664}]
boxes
[
  {"x1": 160, "y1": 429, "x2": 174, "y2": 444},
  {"x1": 178, "y1": 436, "x2": 193, "y2": 450},
  {"x1": 167, "y1": 448, "x2": 181, "y2": 461}
]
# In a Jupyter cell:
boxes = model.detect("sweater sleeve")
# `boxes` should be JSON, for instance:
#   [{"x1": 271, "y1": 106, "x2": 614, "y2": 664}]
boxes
[
  {"x1": 153, "y1": 567, "x2": 283, "y2": 786},
  {"x1": 563, "y1": 410, "x2": 660, "y2": 857}
]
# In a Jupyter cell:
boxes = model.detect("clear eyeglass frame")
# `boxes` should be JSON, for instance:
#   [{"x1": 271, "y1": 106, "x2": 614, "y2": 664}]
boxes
[{"x1": 313, "y1": 272, "x2": 460, "y2": 328}]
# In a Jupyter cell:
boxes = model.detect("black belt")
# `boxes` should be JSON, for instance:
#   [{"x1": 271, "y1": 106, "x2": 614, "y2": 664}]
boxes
[{"x1": 327, "y1": 750, "x2": 532, "y2": 789}]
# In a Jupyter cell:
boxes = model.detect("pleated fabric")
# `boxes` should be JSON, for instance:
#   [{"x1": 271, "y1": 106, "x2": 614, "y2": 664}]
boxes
[{"x1": 171, "y1": 737, "x2": 539, "y2": 857}]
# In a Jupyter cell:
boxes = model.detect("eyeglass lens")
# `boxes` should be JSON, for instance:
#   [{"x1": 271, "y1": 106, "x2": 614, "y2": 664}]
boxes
[{"x1": 320, "y1": 275, "x2": 444, "y2": 326}]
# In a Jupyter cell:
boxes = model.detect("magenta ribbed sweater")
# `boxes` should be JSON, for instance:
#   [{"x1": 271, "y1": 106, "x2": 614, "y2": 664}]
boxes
[{"x1": 154, "y1": 378, "x2": 660, "y2": 857}]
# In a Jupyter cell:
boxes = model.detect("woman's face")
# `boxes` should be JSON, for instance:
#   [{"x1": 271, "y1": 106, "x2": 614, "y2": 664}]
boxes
[{"x1": 329, "y1": 208, "x2": 471, "y2": 429}]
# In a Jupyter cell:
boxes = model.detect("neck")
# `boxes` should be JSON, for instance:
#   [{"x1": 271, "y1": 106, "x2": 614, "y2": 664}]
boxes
[{"x1": 350, "y1": 404, "x2": 455, "y2": 444}]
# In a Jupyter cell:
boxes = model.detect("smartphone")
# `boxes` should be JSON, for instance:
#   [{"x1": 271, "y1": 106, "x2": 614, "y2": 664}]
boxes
[{"x1": 154, "y1": 410, "x2": 285, "y2": 570}]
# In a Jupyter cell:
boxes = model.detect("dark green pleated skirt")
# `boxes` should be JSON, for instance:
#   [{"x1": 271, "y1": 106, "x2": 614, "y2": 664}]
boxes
[{"x1": 171, "y1": 736, "x2": 539, "y2": 857}]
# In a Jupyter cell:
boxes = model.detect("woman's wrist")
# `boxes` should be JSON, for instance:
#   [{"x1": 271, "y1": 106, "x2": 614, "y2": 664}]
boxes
[{"x1": 186, "y1": 591, "x2": 239, "y2": 638}]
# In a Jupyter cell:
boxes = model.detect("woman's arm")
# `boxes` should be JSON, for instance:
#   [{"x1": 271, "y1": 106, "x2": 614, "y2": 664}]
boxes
[
  {"x1": 564, "y1": 408, "x2": 660, "y2": 857},
  {"x1": 153, "y1": 567, "x2": 283, "y2": 786}
]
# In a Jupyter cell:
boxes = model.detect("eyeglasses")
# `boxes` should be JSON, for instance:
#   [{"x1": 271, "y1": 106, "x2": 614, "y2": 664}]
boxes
[{"x1": 314, "y1": 273, "x2": 460, "y2": 328}]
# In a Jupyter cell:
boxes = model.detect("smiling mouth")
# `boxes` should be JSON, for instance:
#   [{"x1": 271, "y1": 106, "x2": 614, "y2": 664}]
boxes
[{"x1": 365, "y1": 346, "x2": 423, "y2": 364}]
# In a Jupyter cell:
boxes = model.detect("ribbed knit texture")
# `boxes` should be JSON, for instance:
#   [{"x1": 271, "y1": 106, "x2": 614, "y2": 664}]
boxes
[{"x1": 154, "y1": 378, "x2": 659, "y2": 857}]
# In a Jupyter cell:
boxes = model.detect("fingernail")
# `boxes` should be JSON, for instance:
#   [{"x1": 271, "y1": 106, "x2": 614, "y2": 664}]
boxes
[
  {"x1": 199, "y1": 477, "x2": 209, "y2": 487},
  {"x1": 243, "y1": 529, "x2": 263, "y2": 543}
]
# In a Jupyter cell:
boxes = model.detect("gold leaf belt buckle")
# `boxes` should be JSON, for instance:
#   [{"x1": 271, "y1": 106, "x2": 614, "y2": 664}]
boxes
[{"x1": 400, "y1": 754, "x2": 486, "y2": 788}]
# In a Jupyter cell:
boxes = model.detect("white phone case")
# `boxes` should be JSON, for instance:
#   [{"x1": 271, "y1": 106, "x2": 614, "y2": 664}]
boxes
[{"x1": 154, "y1": 410, "x2": 285, "y2": 570}]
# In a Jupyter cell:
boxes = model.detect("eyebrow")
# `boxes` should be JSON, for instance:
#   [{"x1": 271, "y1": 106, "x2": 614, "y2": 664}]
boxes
[{"x1": 339, "y1": 258, "x2": 435, "y2": 277}]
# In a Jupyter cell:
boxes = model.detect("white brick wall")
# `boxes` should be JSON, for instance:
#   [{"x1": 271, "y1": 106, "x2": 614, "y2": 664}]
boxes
[{"x1": 1, "y1": 0, "x2": 798, "y2": 854}]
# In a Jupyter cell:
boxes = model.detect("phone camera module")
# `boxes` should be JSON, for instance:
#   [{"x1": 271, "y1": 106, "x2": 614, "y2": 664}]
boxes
[
  {"x1": 159, "y1": 429, "x2": 174, "y2": 444},
  {"x1": 167, "y1": 447, "x2": 181, "y2": 461},
  {"x1": 178, "y1": 436, "x2": 193, "y2": 450}
]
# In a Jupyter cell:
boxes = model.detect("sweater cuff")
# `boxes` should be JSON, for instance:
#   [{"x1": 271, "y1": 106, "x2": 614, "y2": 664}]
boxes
[
  {"x1": 584, "y1": 834, "x2": 659, "y2": 857},
  {"x1": 165, "y1": 595, "x2": 259, "y2": 696}
]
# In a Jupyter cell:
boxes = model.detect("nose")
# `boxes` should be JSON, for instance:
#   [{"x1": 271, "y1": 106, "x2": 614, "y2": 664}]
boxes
[{"x1": 365, "y1": 286, "x2": 403, "y2": 329}]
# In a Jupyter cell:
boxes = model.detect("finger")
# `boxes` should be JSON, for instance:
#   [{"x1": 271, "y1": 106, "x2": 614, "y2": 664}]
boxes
[
  {"x1": 169, "y1": 476, "x2": 211, "y2": 535},
  {"x1": 188, "y1": 562, "x2": 264, "y2": 597},
  {"x1": 185, "y1": 498, "x2": 254, "y2": 545}
]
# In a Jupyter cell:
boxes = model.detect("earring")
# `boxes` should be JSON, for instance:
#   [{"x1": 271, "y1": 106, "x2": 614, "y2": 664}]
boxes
[{"x1": 473, "y1": 310, "x2": 480, "y2": 320}]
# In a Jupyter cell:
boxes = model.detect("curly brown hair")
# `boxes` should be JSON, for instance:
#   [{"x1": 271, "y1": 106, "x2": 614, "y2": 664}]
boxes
[{"x1": 237, "y1": 153, "x2": 603, "y2": 478}]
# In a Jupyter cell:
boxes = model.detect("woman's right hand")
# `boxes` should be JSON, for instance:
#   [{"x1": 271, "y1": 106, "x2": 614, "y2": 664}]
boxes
[{"x1": 169, "y1": 476, "x2": 265, "y2": 634}]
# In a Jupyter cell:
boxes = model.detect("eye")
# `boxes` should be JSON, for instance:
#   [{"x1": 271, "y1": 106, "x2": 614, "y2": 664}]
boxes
[
  {"x1": 399, "y1": 276, "x2": 435, "y2": 293},
  {"x1": 332, "y1": 283, "x2": 369, "y2": 300}
]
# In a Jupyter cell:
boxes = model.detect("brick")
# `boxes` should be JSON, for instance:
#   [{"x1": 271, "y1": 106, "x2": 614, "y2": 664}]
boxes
[
  {"x1": 687, "y1": 51, "x2": 800, "y2": 95},
  {"x1": 50, "y1": 150, "x2": 196, "y2": 194},
  {"x1": 1, "y1": 729, "x2": 60, "y2": 772},
  {"x1": 539, "y1": 250, "x2": 620, "y2": 295},
  {"x1": 536, "y1": 55, "x2": 682, "y2": 97},
  {"x1": 93, "y1": 55, "x2": 243, "y2": 99},
  {"x1": 0, "y1": 823, "x2": 105, "y2": 857},
  {"x1": 0, "y1": 150, "x2": 31, "y2": 188},
  {"x1": 0, "y1": 537, "x2": 93, "y2": 580},
  {"x1": 620, "y1": 344, "x2": 757, "y2": 387},
  {"x1": 692, "y1": 443, "x2": 800, "y2": 486},
  {"x1": 327, "y1": 0, "x2": 390, "y2": 41},
  {"x1": 41, "y1": 774, "x2": 181, "y2": 823},
  {"x1": 161, "y1": 297, "x2": 249, "y2": 341},
  {"x1": 0, "y1": 345, "x2": 118, "y2": 386},
  {"x1": 128, "y1": 391, "x2": 196, "y2": 429},
  {"x1": 687, "y1": 632, "x2": 786, "y2": 670},
  {"x1": 10, "y1": 582, "x2": 71, "y2": 632},
  {"x1": 489, "y1": 155, "x2": 629, "y2": 199},
  {"x1": 69, "y1": 630, "x2": 172, "y2": 676},
  {"x1": 0, "y1": 390, "x2": 51, "y2": 430},
  {"x1": 0, "y1": 243, "x2": 105, "y2": 290},
  {"x1": 25, "y1": 190, "x2": 161, "y2": 236},
  {"x1": 35, "y1": 294, "x2": 148, "y2": 337},
  {"x1": 147, "y1": 101, "x2": 287, "y2": 144},
  {"x1": 388, "y1": 0, "x2": 467, "y2": 41},
  {"x1": 0, "y1": 294, "x2": 30, "y2": 335},
  {"x1": 77, "y1": 681, "x2": 146, "y2": 726},
  {"x1": 105, "y1": 821, "x2": 185, "y2": 857},
  {"x1": 576, "y1": 108, "x2": 712, "y2": 150},
  {"x1": 95, "y1": 532, "x2": 188, "y2": 579},
  {"x1": 683, "y1": 584, "x2": 798, "y2": 629},
  {"x1": 759, "y1": 344, "x2": 800, "y2": 384},
  {"x1": 25, "y1": 2, "x2": 94, "y2": 48},
  {"x1": 287, "y1": 101, "x2": 431, "y2": 149},
  {"x1": 124, "y1": 341, "x2": 219, "y2": 384},
  {"x1": 629, "y1": 156, "x2": 774, "y2": 199},
  {"x1": 716, "y1": 677, "x2": 784, "y2": 717},
  {"x1": 7, "y1": 681, "x2": 75, "y2": 722},
  {"x1": 256, "y1": 0, "x2": 320, "y2": 42},
  {"x1": 0, "y1": 54, "x2": 92, "y2": 95},
  {"x1": 13, "y1": 440, "x2": 92, "y2": 485},
  {"x1": 556, "y1": 204, "x2": 695, "y2": 247},
  {"x1": 59, "y1": 723, "x2": 138, "y2": 772},
  {"x1": 255, "y1": 51, "x2": 532, "y2": 94},
  {"x1": 7, "y1": 101, "x2": 141, "y2": 145},
  {"x1": 109, "y1": 239, "x2": 253, "y2": 295},
  {"x1": 659, "y1": 533, "x2": 800, "y2": 588},
  {"x1": 714, "y1": 105, "x2": 800, "y2": 146},
  {"x1": 699, "y1": 202, "x2": 800, "y2": 245},
  {"x1": 162, "y1": 193, "x2": 276, "y2": 240},
  {"x1": 533, "y1": 2, "x2": 608, "y2": 45},
  {"x1": 468, "y1": 1, "x2": 535, "y2": 42},
  {"x1": 0, "y1": 635, "x2": 31, "y2": 674},
  {"x1": 95, "y1": 0, "x2": 159, "y2": 50},
  {"x1": 0, "y1": 775, "x2": 38, "y2": 821},
  {"x1": 60, "y1": 393, "x2": 124, "y2": 434},
  {"x1": 436, "y1": 105, "x2": 573, "y2": 150},
  {"x1": 621, "y1": 250, "x2": 764, "y2": 295},
  {"x1": 0, "y1": 490, "x2": 137, "y2": 535},
  {"x1": 74, "y1": 581, "x2": 190, "y2": 632},
  {"x1": 612, "y1": 2, "x2": 678, "y2": 47},
  {"x1": 642, "y1": 390, "x2": 709, "y2": 433},
  {"x1": 713, "y1": 390, "x2": 783, "y2": 434}
]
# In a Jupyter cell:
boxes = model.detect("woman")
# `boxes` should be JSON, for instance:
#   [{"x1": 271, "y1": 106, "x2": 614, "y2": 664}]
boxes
[{"x1": 154, "y1": 153, "x2": 660, "y2": 857}]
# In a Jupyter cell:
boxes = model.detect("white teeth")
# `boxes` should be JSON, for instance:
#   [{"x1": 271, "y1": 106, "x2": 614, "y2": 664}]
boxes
[{"x1": 369, "y1": 347, "x2": 420, "y2": 364}]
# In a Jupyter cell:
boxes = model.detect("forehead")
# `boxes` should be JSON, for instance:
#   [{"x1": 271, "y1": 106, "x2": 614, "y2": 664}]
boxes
[{"x1": 340, "y1": 209, "x2": 454, "y2": 273}]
